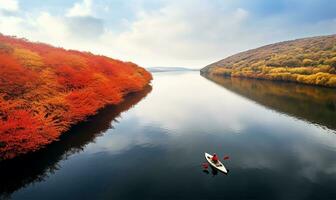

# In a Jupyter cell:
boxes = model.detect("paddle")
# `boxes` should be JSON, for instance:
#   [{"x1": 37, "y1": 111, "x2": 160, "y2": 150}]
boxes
[
  {"x1": 202, "y1": 162, "x2": 209, "y2": 169},
  {"x1": 223, "y1": 155, "x2": 230, "y2": 160}
]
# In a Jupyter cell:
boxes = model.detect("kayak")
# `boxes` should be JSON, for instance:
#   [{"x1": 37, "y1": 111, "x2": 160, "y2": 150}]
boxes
[{"x1": 205, "y1": 152, "x2": 228, "y2": 174}]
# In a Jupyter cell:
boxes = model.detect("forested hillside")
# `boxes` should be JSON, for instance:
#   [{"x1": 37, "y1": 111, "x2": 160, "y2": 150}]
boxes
[
  {"x1": 0, "y1": 34, "x2": 152, "y2": 160},
  {"x1": 201, "y1": 35, "x2": 336, "y2": 87}
]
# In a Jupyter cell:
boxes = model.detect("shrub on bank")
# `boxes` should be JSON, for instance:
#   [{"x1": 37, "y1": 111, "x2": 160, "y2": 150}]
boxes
[{"x1": 0, "y1": 34, "x2": 152, "y2": 160}]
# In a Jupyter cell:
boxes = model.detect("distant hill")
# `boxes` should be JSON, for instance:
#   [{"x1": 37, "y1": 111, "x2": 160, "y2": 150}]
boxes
[
  {"x1": 201, "y1": 35, "x2": 336, "y2": 87},
  {"x1": 147, "y1": 67, "x2": 198, "y2": 72}
]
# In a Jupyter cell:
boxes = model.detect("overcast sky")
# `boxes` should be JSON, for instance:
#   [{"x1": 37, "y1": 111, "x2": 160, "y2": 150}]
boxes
[{"x1": 0, "y1": 0, "x2": 336, "y2": 68}]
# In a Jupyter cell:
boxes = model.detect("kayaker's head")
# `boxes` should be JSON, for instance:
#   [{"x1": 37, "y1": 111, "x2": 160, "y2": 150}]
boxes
[{"x1": 213, "y1": 153, "x2": 216, "y2": 156}]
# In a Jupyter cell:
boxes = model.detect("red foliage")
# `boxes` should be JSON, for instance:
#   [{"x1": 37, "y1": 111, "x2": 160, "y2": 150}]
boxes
[
  {"x1": 0, "y1": 110, "x2": 50, "y2": 159},
  {"x1": 0, "y1": 54, "x2": 38, "y2": 98},
  {"x1": 56, "y1": 65, "x2": 94, "y2": 90},
  {"x1": 0, "y1": 34, "x2": 152, "y2": 160}
]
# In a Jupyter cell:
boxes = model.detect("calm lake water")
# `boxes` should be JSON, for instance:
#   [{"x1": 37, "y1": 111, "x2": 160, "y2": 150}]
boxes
[{"x1": 1, "y1": 71, "x2": 336, "y2": 200}]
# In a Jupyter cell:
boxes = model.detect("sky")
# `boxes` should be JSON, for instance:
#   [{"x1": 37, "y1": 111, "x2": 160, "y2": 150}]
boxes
[{"x1": 0, "y1": 0, "x2": 336, "y2": 68}]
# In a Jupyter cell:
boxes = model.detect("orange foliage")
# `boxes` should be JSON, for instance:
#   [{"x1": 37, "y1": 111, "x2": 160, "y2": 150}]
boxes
[
  {"x1": 56, "y1": 65, "x2": 94, "y2": 90},
  {"x1": 0, "y1": 34, "x2": 152, "y2": 160},
  {"x1": 0, "y1": 54, "x2": 38, "y2": 98}
]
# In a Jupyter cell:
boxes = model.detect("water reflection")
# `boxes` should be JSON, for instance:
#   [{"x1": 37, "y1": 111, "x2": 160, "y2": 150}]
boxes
[
  {"x1": 0, "y1": 86, "x2": 152, "y2": 199},
  {"x1": 1, "y1": 72, "x2": 336, "y2": 200},
  {"x1": 202, "y1": 74, "x2": 336, "y2": 130},
  {"x1": 210, "y1": 167, "x2": 218, "y2": 176}
]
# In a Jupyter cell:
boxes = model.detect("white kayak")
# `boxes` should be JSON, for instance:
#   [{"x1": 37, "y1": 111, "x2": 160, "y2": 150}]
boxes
[{"x1": 205, "y1": 152, "x2": 228, "y2": 174}]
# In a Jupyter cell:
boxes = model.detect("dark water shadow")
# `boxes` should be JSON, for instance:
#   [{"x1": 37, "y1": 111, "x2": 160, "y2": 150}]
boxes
[
  {"x1": 0, "y1": 86, "x2": 152, "y2": 199},
  {"x1": 202, "y1": 74, "x2": 336, "y2": 131}
]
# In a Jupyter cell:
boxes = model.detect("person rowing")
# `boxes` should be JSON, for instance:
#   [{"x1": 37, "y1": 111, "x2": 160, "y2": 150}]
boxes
[
  {"x1": 211, "y1": 153, "x2": 219, "y2": 163},
  {"x1": 204, "y1": 152, "x2": 228, "y2": 174}
]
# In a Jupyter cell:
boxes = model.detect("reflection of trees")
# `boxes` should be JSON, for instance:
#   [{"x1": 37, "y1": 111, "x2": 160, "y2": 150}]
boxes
[
  {"x1": 202, "y1": 74, "x2": 336, "y2": 130},
  {"x1": 0, "y1": 86, "x2": 152, "y2": 198}
]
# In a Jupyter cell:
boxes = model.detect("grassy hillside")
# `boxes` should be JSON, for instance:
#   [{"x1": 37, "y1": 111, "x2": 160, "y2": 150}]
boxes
[
  {"x1": 0, "y1": 34, "x2": 152, "y2": 160},
  {"x1": 201, "y1": 35, "x2": 336, "y2": 87}
]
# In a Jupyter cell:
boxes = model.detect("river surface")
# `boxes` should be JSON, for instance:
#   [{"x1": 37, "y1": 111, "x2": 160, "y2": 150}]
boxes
[{"x1": 1, "y1": 71, "x2": 336, "y2": 200}]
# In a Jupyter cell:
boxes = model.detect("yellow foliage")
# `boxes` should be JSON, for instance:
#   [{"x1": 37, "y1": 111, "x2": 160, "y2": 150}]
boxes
[
  {"x1": 288, "y1": 67, "x2": 313, "y2": 75},
  {"x1": 327, "y1": 77, "x2": 336, "y2": 87},
  {"x1": 210, "y1": 67, "x2": 232, "y2": 76},
  {"x1": 303, "y1": 58, "x2": 313, "y2": 66},
  {"x1": 202, "y1": 35, "x2": 336, "y2": 87},
  {"x1": 269, "y1": 67, "x2": 287, "y2": 73},
  {"x1": 13, "y1": 48, "x2": 44, "y2": 70}
]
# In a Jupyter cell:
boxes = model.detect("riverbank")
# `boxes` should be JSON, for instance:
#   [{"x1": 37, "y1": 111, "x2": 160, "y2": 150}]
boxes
[
  {"x1": 0, "y1": 86, "x2": 152, "y2": 198},
  {"x1": 0, "y1": 34, "x2": 152, "y2": 160}
]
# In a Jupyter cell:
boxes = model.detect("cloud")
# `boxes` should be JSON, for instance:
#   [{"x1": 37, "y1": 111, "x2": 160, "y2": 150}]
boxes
[
  {"x1": 99, "y1": 2, "x2": 252, "y2": 67},
  {"x1": 0, "y1": 15, "x2": 23, "y2": 36},
  {"x1": 35, "y1": 12, "x2": 69, "y2": 41},
  {"x1": 66, "y1": 0, "x2": 93, "y2": 17},
  {"x1": 0, "y1": 0, "x2": 252, "y2": 67},
  {"x1": 66, "y1": 16, "x2": 104, "y2": 39},
  {"x1": 1, "y1": 0, "x2": 336, "y2": 68},
  {"x1": 0, "y1": 0, "x2": 19, "y2": 12}
]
